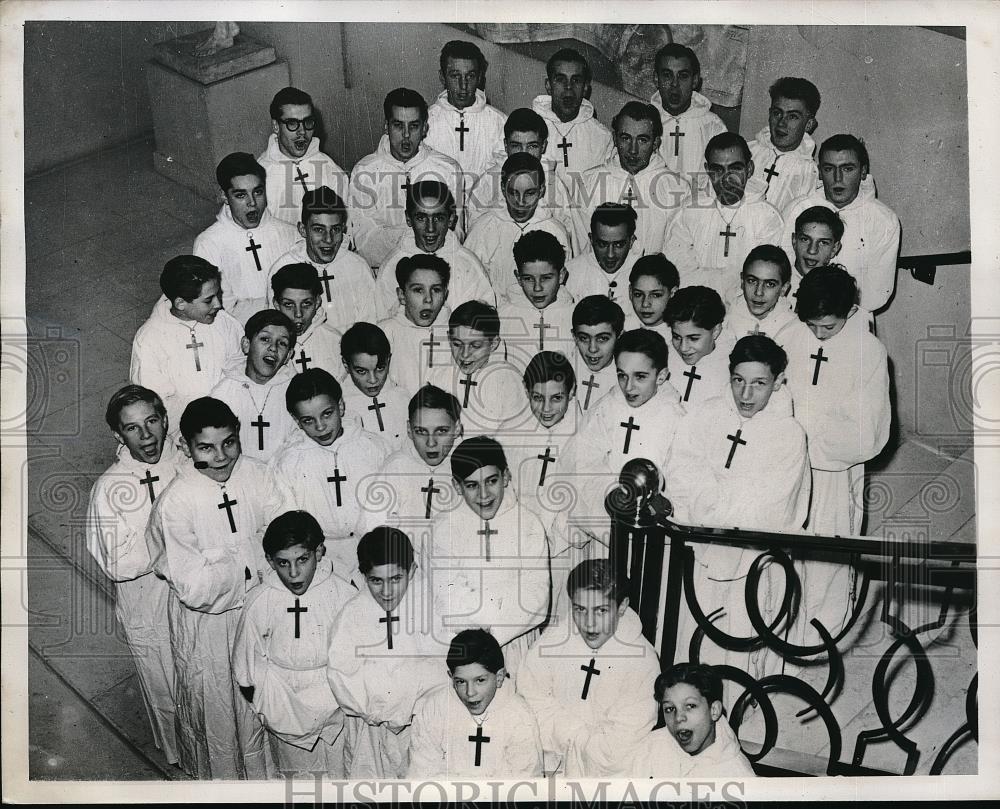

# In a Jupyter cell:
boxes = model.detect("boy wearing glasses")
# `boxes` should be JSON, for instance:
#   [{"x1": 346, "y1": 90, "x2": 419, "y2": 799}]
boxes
[{"x1": 259, "y1": 87, "x2": 350, "y2": 226}]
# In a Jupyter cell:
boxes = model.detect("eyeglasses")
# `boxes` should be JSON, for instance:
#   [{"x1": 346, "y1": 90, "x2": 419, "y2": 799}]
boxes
[{"x1": 280, "y1": 116, "x2": 317, "y2": 132}]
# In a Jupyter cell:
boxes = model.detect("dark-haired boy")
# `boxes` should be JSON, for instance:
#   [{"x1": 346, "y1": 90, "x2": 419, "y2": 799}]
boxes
[
  {"x1": 268, "y1": 262, "x2": 344, "y2": 379},
  {"x1": 232, "y1": 510, "x2": 355, "y2": 774},
  {"x1": 623, "y1": 253, "x2": 680, "y2": 341},
  {"x1": 339, "y1": 322, "x2": 410, "y2": 450},
  {"x1": 564, "y1": 204, "x2": 639, "y2": 306},
  {"x1": 194, "y1": 152, "x2": 298, "y2": 324},
  {"x1": 258, "y1": 87, "x2": 350, "y2": 226},
  {"x1": 723, "y1": 244, "x2": 797, "y2": 346},
  {"x1": 130, "y1": 255, "x2": 244, "y2": 429},
  {"x1": 211, "y1": 309, "x2": 298, "y2": 462},
  {"x1": 86, "y1": 385, "x2": 183, "y2": 765},
  {"x1": 271, "y1": 369, "x2": 392, "y2": 579},
  {"x1": 407, "y1": 629, "x2": 543, "y2": 778},
  {"x1": 665, "y1": 285, "x2": 736, "y2": 406},
  {"x1": 787, "y1": 205, "x2": 844, "y2": 298},
  {"x1": 571, "y1": 295, "x2": 626, "y2": 413}
]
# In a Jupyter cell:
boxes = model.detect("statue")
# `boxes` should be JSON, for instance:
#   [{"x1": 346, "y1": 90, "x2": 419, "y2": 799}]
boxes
[{"x1": 194, "y1": 21, "x2": 240, "y2": 57}]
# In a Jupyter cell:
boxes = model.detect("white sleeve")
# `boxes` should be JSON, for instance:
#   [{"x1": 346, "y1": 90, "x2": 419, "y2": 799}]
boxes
[{"x1": 863, "y1": 211, "x2": 901, "y2": 312}]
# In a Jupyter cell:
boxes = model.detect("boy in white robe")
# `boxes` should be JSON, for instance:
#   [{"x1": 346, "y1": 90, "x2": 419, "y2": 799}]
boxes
[
  {"x1": 663, "y1": 132, "x2": 784, "y2": 297},
  {"x1": 327, "y1": 527, "x2": 444, "y2": 778},
  {"x1": 375, "y1": 181, "x2": 494, "y2": 320},
  {"x1": 650, "y1": 44, "x2": 727, "y2": 190},
  {"x1": 571, "y1": 296, "x2": 626, "y2": 414},
  {"x1": 722, "y1": 245, "x2": 798, "y2": 348},
  {"x1": 623, "y1": 254, "x2": 680, "y2": 340},
  {"x1": 349, "y1": 88, "x2": 465, "y2": 269},
  {"x1": 266, "y1": 186, "x2": 378, "y2": 333},
  {"x1": 377, "y1": 253, "x2": 453, "y2": 398},
  {"x1": 465, "y1": 152, "x2": 573, "y2": 289},
  {"x1": 665, "y1": 285, "x2": 737, "y2": 406},
  {"x1": 573, "y1": 101, "x2": 692, "y2": 258},
  {"x1": 408, "y1": 629, "x2": 543, "y2": 779},
  {"x1": 232, "y1": 510, "x2": 355, "y2": 774},
  {"x1": 194, "y1": 152, "x2": 298, "y2": 324},
  {"x1": 748, "y1": 77, "x2": 821, "y2": 211},
  {"x1": 272, "y1": 369, "x2": 392, "y2": 580},
  {"x1": 564, "y1": 204, "x2": 640, "y2": 306},
  {"x1": 781, "y1": 134, "x2": 901, "y2": 313},
  {"x1": 146, "y1": 396, "x2": 291, "y2": 779},
  {"x1": 86, "y1": 385, "x2": 183, "y2": 765},
  {"x1": 429, "y1": 437, "x2": 551, "y2": 678},
  {"x1": 424, "y1": 40, "x2": 507, "y2": 181},
  {"x1": 517, "y1": 560, "x2": 660, "y2": 777},
  {"x1": 130, "y1": 255, "x2": 244, "y2": 430},
  {"x1": 339, "y1": 322, "x2": 410, "y2": 451},
  {"x1": 787, "y1": 205, "x2": 844, "y2": 299},
  {"x1": 258, "y1": 87, "x2": 350, "y2": 226},
  {"x1": 269, "y1": 262, "x2": 344, "y2": 380},
  {"x1": 211, "y1": 310, "x2": 298, "y2": 462}
]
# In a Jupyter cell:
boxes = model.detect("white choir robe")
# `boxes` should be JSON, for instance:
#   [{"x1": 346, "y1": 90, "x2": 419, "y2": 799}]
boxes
[
  {"x1": 210, "y1": 366, "x2": 298, "y2": 463},
  {"x1": 407, "y1": 680, "x2": 543, "y2": 779},
  {"x1": 377, "y1": 306, "x2": 452, "y2": 400},
  {"x1": 564, "y1": 247, "x2": 640, "y2": 307},
  {"x1": 670, "y1": 335, "x2": 738, "y2": 409},
  {"x1": 573, "y1": 152, "x2": 692, "y2": 258},
  {"x1": 627, "y1": 721, "x2": 755, "y2": 778},
  {"x1": 146, "y1": 456, "x2": 292, "y2": 779},
  {"x1": 375, "y1": 231, "x2": 495, "y2": 321},
  {"x1": 429, "y1": 495, "x2": 551, "y2": 677},
  {"x1": 193, "y1": 205, "x2": 299, "y2": 325},
  {"x1": 650, "y1": 90, "x2": 727, "y2": 191},
  {"x1": 269, "y1": 423, "x2": 392, "y2": 580},
  {"x1": 498, "y1": 285, "x2": 577, "y2": 369},
  {"x1": 85, "y1": 441, "x2": 184, "y2": 764},
  {"x1": 231, "y1": 558, "x2": 355, "y2": 773},
  {"x1": 326, "y1": 574, "x2": 445, "y2": 778},
  {"x1": 340, "y1": 378, "x2": 410, "y2": 452},
  {"x1": 265, "y1": 239, "x2": 378, "y2": 333},
  {"x1": 784, "y1": 315, "x2": 890, "y2": 638},
  {"x1": 721, "y1": 291, "x2": 798, "y2": 350},
  {"x1": 464, "y1": 207, "x2": 573, "y2": 290},
  {"x1": 662, "y1": 181, "x2": 784, "y2": 297},
  {"x1": 286, "y1": 307, "x2": 344, "y2": 381},
  {"x1": 424, "y1": 89, "x2": 507, "y2": 180},
  {"x1": 781, "y1": 175, "x2": 901, "y2": 313},
  {"x1": 130, "y1": 297, "x2": 245, "y2": 431},
  {"x1": 516, "y1": 608, "x2": 660, "y2": 777},
  {"x1": 748, "y1": 127, "x2": 819, "y2": 213},
  {"x1": 258, "y1": 133, "x2": 351, "y2": 226},
  {"x1": 348, "y1": 137, "x2": 465, "y2": 269},
  {"x1": 574, "y1": 359, "x2": 619, "y2": 414},
  {"x1": 426, "y1": 353, "x2": 526, "y2": 438},
  {"x1": 532, "y1": 95, "x2": 614, "y2": 182}
]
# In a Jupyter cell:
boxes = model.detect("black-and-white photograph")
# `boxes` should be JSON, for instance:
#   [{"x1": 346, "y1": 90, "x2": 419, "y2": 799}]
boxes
[{"x1": 3, "y1": 2, "x2": 997, "y2": 803}]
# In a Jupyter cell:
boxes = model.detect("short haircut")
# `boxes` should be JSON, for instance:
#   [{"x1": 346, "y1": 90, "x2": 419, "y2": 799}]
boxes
[
  {"x1": 729, "y1": 334, "x2": 788, "y2": 377},
  {"x1": 395, "y1": 253, "x2": 451, "y2": 290},
  {"x1": 546, "y1": 47, "x2": 592, "y2": 83},
  {"x1": 301, "y1": 186, "x2": 347, "y2": 225},
  {"x1": 244, "y1": 309, "x2": 297, "y2": 349},
  {"x1": 357, "y1": 526, "x2": 414, "y2": 574},
  {"x1": 566, "y1": 558, "x2": 628, "y2": 605},
  {"x1": 285, "y1": 368, "x2": 342, "y2": 411},
  {"x1": 405, "y1": 180, "x2": 455, "y2": 216},
  {"x1": 523, "y1": 350, "x2": 576, "y2": 393},
  {"x1": 654, "y1": 43, "x2": 700, "y2": 76},
  {"x1": 591, "y1": 202, "x2": 638, "y2": 236},
  {"x1": 340, "y1": 321, "x2": 391, "y2": 365},
  {"x1": 216, "y1": 152, "x2": 266, "y2": 192},
  {"x1": 446, "y1": 628, "x2": 504, "y2": 674},
  {"x1": 768, "y1": 77, "x2": 821, "y2": 116},
  {"x1": 269, "y1": 86, "x2": 313, "y2": 120},
  {"x1": 513, "y1": 230, "x2": 566, "y2": 271},
  {"x1": 665, "y1": 285, "x2": 726, "y2": 330},
  {"x1": 501, "y1": 152, "x2": 544, "y2": 187},
  {"x1": 450, "y1": 435, "x2": 508, "y2": 481},
  {"x1": 743, "y1": 244, "x2": 792, "y2": 285},
  {"x1": 449, "y1": 300, "x2": 500, "y2": 339},
  {"x1": 504, "y1": 107, "x2": 548, "y2": 141},
  {"x1": 440, "y1": 39, "x2": 487, "y2": 74},
  {"x1": 794, "y1": 205, "x2": 845, "y2": 242},
  {"x1": 407, "y1": 383, "x2": 462, "y2": 423},
  {"x1": 705, "y1": 131, "x2": 751, "y2": 163},
  {"x1": 383, "y1": 87, "x2": 428, "y2": 122},
  {"x1": 654, "y1": 662, "x2": 723, "y2": 705},
  {"x1": 271, "y1": 262, "x2": 322, "y2": 299},
  {"x1": 819, "y1": 133, "x2": 870, "y2": 172},
  {"x1": 612, "y1": 101, "x2": 663, "y2": 138},
  {"x1": 104, "y1": 384, "x2": 166, "y2": 432},
  {"x1": 614, "y1": 328, "x2": 669, "y2": 371},
  {"x1": 262, "y1": 510, "x2": 324, "y2": 556},
  {"x1": 179, "y1": 396, "x2": 239, "y2": 442},
  {"x1": 629, "y1": 253, "x2": 680, "y2": 289},
  {"x1": 160, "y1": 255, "x2": 220, "y2": 303},
  {"x1": 573, "y1": 295, "x2": 626, "y2": 335},
  {"x1": 794, "y1": 265, "x2": 858, "y2": 321}
]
